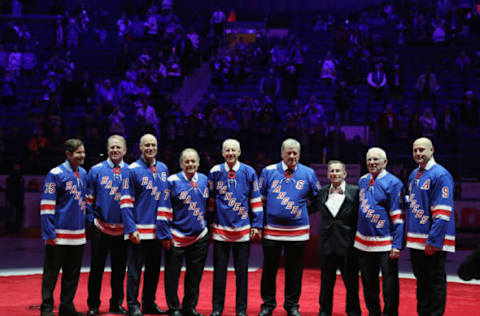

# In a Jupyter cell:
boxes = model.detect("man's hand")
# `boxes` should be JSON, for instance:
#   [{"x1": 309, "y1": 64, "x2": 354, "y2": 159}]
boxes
[
  {"x1": 162, "y1": 239, "x2": 172, "y2": 250},
  {"x1": 129, "y1": 231, "x2": 141, "y2": 244},
  {"x1": 390, "y1": 248, "x2": 401, "y2": 259},
  {"x1": 425, "y1": 244, "x2": 439, "y2": 256},
  {"x1": 45, "y1": 239, "x2": 56, "y2": 246},
  {"x1": 250, "y1": 228, "x2": 262, "y2": 241}
]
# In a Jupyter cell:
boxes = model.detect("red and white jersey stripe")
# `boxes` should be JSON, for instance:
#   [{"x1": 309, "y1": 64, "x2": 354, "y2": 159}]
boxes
[
  {"x1": 389, "y1": 209, "x2": 404, "y2": 225},
  {"x1": 55, "y1": 228, "x2": 86, "y2": 245},
  {"x1": 406, "y1": 232, "x2": 455, "y2": 252},
  {"x1": 431, "y1": 204, "x2": 452, "y2": 221},
  {"x1": 354, "y1": 231, "x2": 393, "y2": 252},
  {"x1": 211, "y1": 224, "x2": 251, "y2": 242},
  {"x1": 171, "y1": 227, "x2": 208, "y2": 247},
  {"x1": 157, "y1": 206, "x2": 173, "y2": 221},
  {"x1": 40, "y1": 200, "x2": 56, "y2": 215},
  {"x1": 263, "y1": 224, "x2": 310, "y2": 241},
  {"x1": 94, "y1": 218, "x2": 123, "y2": 236}
]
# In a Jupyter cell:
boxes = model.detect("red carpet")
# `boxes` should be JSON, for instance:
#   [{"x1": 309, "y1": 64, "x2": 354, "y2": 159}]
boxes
[{"x1": 1, "y1": 269, "x2": 479, "y2": 315}]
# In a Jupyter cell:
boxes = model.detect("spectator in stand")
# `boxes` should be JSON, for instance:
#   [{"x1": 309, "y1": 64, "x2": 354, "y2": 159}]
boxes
[
  {"x1": 319, "y1": 51, "x2": 337, "y2": 86},
  {"x1": 0, "y1": 44, "x2": 8, "y2": 72},
  {"x1": 7, "y1": 44, "x2": 21, "y2": 77},
  {"x1": 135, "y1": 98, "x2": 160, "y2": 138},
  {"x1": 437, "y1": 103, "x2": 458, "y2": 143},
  {"x1": 377, "y1": 104, "x2": 398, "y2": 146},
  {"x1": 97, "y1": 78, "x2": 118, "y2": 109},
  {"x1": 211, "y1": 6, "x2": 226, "y2": 42},
  {"x1": 388, "y1": 55, "x2": 404, "y2": 101},
  {"x1": 290, "y1": 40, "x2": 305, "y2": 75},
  {"x1": 145, "y1": 8, "x2": 160, "y2": 40},
  {"x1": 333, "y1": 80, "x2": 353, "y2": 124},
  {"x1": 259, "y1": 68, "x2": 280, "y2": 102},
  {"x1": 21, "y1": 45, "x2": 37, "y2": 76},
  {"x1": 175, "y1": 31, "x2": 194, "y2": 76},
  {"x1": 117, "y1": 13, "x2": 132, "y2": 42},
  {"x1": 55, "y1": 15, "x2": 64, "y2": 50},
  {"x1": 283, "y1": 63, "x2": 299, "y2": 107},
  {"x1": 367, "y1": 62, "x2": 388, "y2": 106},
  {"x1": 456, "y1": 50, "x2": 471, "y2": 75},
  {"x1": 108, "y1": 105, "x2": 126, "y2": 137},
  {"x1": 432, "y1": 21, "x2": 446, "y2": 45},
  {"x1": 79, "y1": 70, "x2": 95, "y2": 107},
  {"x1": 0, "y1": 70, "x2": 17, "y2": 106},
  {"x1": 415, "y1": 67, "x2": 439, "y2": 109},
  {"x1": 419, "y1": 107, "x2": 437, "y2": 138},
  {"x1": 460, "y1": 90, "x2": 479, "y2": 127},
  {"x1": 117, "y1": 73, "x2": 135, "y2": 102},
  {"x1": 167, "y1": 49, "x2": 182, "y2": 91},
  {"x1": 65, "y1": 18, "x2": 82, "y2": 49}
]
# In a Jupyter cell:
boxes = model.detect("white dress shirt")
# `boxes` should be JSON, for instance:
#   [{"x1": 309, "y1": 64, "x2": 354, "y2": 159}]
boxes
[{"x1": 325, "y1": 181, "x2": 346, "y2": 218}]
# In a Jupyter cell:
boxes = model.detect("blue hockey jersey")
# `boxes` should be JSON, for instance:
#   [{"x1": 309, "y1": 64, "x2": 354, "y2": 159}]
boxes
[
  {"x1": 120, "y1": 158, "x2": 171, "y2": 240},
  {"x1": 86, "y1": 159, "x2": 128, "y2": 236},
  {"x1": 259, "y1": 161, "x2": 320, "y2": 241},
  {"x1": 167, "y1": 171, "x2": 209, "y2": 247},
  {"x1": 406, "y1": 158, "x2": 455, "y2": 252},
  {"x1": 40, "y1": 161, "x2": 87, "y2": 245},
  {"x1": 208, "y1": 161, "x2": 263, "y2": 242},
  {"x1": 354, "y1": 170, "x2": 404, "y2": 252}
]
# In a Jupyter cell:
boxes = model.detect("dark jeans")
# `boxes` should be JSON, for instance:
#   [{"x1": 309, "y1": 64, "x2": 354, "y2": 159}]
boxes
[
  {"x1": 165, "y1": 234, "x2": 209, "y2": 312},
  {"x1": 41, "y1": 244, "x2": 84, "y2": 313},
  {"x1": 126, "y1": 239, "x2": 163, "y2": 310},
  {"x1": 410, "y1": 248, "x2": 447, "y2": 316},
  {"x1": 260, "y1": 239, "x2": 305, "y2": 312},
  {"x1": 358, "y1": 250, "x2": 399, "y2": 316},
  {"x1": 87, "y1": 226, "x2": 127, "y2": 309},
  {"x1": 212, "y1": 241, "x2": 250, "y2": 313},
  {"x1": 319, "y1": 252, "x2": 361, "y2": 315}
]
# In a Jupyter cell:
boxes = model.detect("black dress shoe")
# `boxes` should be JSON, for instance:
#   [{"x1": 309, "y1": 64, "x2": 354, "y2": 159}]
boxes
[
  {"x1": 41, "y1": 311, "x2": 55, "y2": 316},
  {"x1": 236, "y1": 312, "x2": 247, "y2": 316},
  {"x1": 129, "y1": 309, "x2": 143, "y2": 316},
  {"x1": 258, "y1": 308, "x2": 273, "y2": 316},
  {"x1": 143, "y1": 303, "x2": 168, "y2": 314},
  {"x1": 210, "y1": 311, "x2": 222, "y2": 316},
  {"x1": 181, "y1": 309, "x2": 204, "y2": 316},
  {"x1": 170, "y1": 310, "x2": 183, "y2": 316},
  {"x1": 110, "y1": 305, "x2": 128, "y2": 314},
  {"x1": 87, "y1": 308, "x2": 99, "y2": 316},
  {"x1": 286, "y1": 309, "x2": 301, "y2": 316},
  {"x1": 59, "y1": 306, "x2": 85, "y2": 316}
]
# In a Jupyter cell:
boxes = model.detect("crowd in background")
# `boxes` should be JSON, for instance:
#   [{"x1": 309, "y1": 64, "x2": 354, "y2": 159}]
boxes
[{"x1": 0, "y1": 0, "x2": 479, "y2": 182}]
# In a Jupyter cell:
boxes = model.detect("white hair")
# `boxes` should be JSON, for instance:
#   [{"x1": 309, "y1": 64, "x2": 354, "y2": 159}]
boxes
[
  {"x1": 366, "y1": 147, "x2": 387, "y2": 160},
  {"x1": 179, "y1": 148, "x2": 200, "y2": 165},
  {"x1": 222, "y1": 139, "x2": 241, "y2": 151},
  {"x1": 281, "y1": 138, "x2": 301, "y2": 154}
]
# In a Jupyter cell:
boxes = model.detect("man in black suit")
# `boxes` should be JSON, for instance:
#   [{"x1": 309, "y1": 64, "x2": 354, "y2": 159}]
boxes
[{"x1": 312, "y1": 160, "x2": 361, "y2": 316}]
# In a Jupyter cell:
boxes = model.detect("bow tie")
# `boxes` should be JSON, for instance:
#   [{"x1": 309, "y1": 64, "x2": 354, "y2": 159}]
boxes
[
  {"x1": 416, "y1": 168, "x2": 424, "y2": 179},
  {"x1": 369, "y1": 178, "x2": 375, "y2": 186},
  {"x1": 285, "y1": 168, "x2": 294, "y2": 178},
  {"x1": 329, "y1": 186, "x2": 343, "y2": 195}
]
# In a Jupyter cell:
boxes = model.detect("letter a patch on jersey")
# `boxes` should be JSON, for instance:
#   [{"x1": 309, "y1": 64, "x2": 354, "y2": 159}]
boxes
[{"x1": 420, "y1": 179, "x2": 430, "y2": 190}]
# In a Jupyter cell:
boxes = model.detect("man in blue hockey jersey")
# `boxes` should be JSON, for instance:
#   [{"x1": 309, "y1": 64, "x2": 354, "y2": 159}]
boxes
[
  {"x1": 164, "y1": 148, "x2": 210, "y2": 316},
  {"x1": 120, "y1": 134, "x2": 170, "y2": 316},
  {"x1": 209, "y1": 139, "x2": 263, "y2": 316},
  {"x1": 354, "y1": 147, "x2": 404, "y2": 316},
  {"x1": 86, "y1": 135, "x2": 129, "y2": 316},
  {"x1": 40, "y1": 138, "x2": 87, "y2": 316},
  {"x1": 407, "y1": 137, "x2": 455, "y2": 316},
  {"x1": 258, "y1": 138, "x2": 321, "y2": 316}
]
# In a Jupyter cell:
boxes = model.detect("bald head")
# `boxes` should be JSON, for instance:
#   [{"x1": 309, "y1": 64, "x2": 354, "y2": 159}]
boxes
[
  {"x1": 413, "y1": 137, "x2": 434, "y2": 167},
  {"x1": 139, "y1": 134, "x2": 158, "y2": 163}
]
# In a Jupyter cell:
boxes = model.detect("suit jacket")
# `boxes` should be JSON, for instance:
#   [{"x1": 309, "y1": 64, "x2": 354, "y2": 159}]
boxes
[{"x1": 313, "y1": 183, "x2": 359, "y2": 256}]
